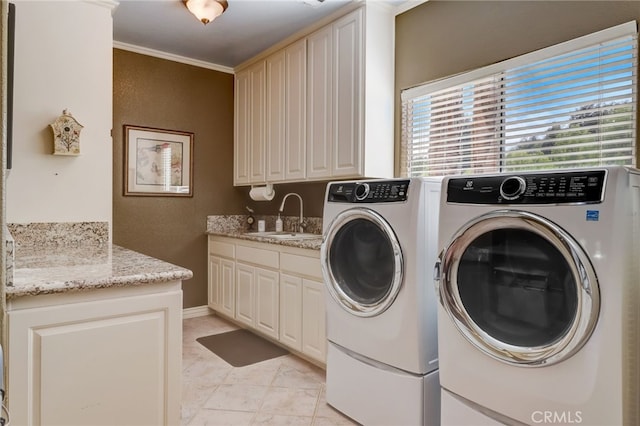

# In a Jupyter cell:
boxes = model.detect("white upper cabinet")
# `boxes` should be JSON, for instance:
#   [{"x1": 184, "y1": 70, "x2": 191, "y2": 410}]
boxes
[
  {"x1": 331, "y1": 9, "x2": 362, "y2": 178},
  {"x1": 234, "y1": 61, "x2": 266, "y2": 185},
  {"x1": 234, "y1": 4, "x2": 394, "y2": 185},
  {"x1": 285, "y1": 38, "x2": 308, "y2": 180},
  {"x1": 306, "y1": 25, "x2": 333, "y2": 179},
  {"x1": 266, "y1": 49, "x2": 287, "y2": 182},
  {"x1": 234, "y1": 69, "x2": 250, "y2": 185}
]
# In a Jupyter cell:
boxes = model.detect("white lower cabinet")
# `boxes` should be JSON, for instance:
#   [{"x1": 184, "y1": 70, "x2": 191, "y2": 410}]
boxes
[
  {"x1": 7, "y1": 282, "x2": 183, "y2": 426},
  {"x1": 235, "y1": 262, "x2": 256, "y2": 327},
  {"x1": 279, "y1": 274, "x2": 326, "y2": 362},
  {"x1": 279, "y1": 273, "x2": 303, "y2": 351},
  {"x1": 302, "y1": 279, "x2": 326, "y2": 361},
  {"x1": 255, "y1": 267, "x2": 280, "y2": 339},
  {"x1": 208, "y1": 236, "x2": 326, "y2": 364},
  {"x1": 235, "y1": 262, "x2": 279, "y2": 340},
  {"x1": 208, "y1": 239, "x2": 236, "y2": 318}
]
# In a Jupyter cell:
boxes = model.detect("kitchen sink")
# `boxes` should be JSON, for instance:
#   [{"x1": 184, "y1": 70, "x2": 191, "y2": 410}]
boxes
[
  {"x1": 243, "y1": 231, "x2": 321, "y2": 240},
  {"x1": 269, "y1": 232, "x2": 321, "y2": 240},
  {"x1": 244, "y1": 231, "x2": 278, "y2": 237}
]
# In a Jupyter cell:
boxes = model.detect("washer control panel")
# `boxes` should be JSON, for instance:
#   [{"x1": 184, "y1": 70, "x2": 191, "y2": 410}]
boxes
[
  {"x1": 447, "y1": 170, "x2": 606, "y2": 204},
  {"x1": 327, "y1": 180, "x2": 410, "y2": 203}
]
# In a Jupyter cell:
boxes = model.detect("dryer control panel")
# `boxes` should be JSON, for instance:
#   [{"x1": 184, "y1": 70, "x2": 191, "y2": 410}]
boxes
[
  {"x1": 327, "y1": 180, "x2": 410, "y2": 203},
  {"x1": 447, "y1": 170, "x2": 606, "y2": 204}
]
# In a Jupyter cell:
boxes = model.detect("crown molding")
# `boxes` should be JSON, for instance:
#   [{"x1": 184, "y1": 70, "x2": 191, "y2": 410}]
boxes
[{"x1": 113, "y1": 41, "x2": 234, "y2": 74}]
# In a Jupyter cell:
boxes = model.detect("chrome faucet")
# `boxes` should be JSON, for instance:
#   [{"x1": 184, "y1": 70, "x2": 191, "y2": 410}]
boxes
[{"x1": 279, "y1": 193, "x2": 306, "y2": 233}]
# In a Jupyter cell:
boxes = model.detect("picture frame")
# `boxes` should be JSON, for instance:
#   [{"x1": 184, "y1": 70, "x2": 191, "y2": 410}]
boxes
[{"x1": 124, "y1": 125, "x2": 194, "y2": 197}]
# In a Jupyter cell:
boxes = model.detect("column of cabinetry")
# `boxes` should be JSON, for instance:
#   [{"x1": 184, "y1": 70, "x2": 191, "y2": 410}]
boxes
[
  {"x1": 234, "y1": 4, "x2": 394, "y2": 185},
  {"x1": 208, "y1": 238, "x2": 236, "y2": 318},
  {"x1": 280, "y1": 251, "x2": 326, "y2": 362},
  {"x1": 236, "y1": 39, "x2": 307, "y2": 185},
  {"x1": 207, "y1": 236, "x2": 326, "y2": 364},
  {"x1": 284, "y1": 39, "x2": 307, "y2": 180},
  {"x1": 234, "y1": 61, "x2": 266, "y2": 185},
  {"x1": 306, "y1": 25, "x2": 333, "y2": 179},
  {"x1": 235, "y1": 244, "x2": 280, "y2": 340},
  {"x1": 306, "y1": 5, "x2": 394, "y2": 180}
]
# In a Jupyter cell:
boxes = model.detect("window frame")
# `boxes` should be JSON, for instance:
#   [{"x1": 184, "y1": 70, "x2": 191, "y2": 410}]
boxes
[{"x1": 400, "y1": 21, "x2": 638, "y2": 177}]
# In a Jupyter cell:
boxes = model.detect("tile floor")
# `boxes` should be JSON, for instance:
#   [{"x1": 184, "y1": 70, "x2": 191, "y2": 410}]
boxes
[{"x1": 182, "y1": 314, "x2": 359, "y2": 425}]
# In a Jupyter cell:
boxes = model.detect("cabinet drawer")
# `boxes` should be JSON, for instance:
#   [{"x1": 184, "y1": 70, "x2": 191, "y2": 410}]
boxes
[
  {"x1": 236, "y1": 245, "x2": 279, "y2": 269},
  {"x1": 280, "y1": 253, "x2": 322, "y2": 280},
  {"x1": 209, "y1": 240, "x2": 235, "y2": 258}
]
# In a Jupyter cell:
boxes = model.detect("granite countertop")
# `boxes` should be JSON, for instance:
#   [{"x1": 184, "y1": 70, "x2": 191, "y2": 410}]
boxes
[
  {"x1": 206, "y1": 214, "x2": 323, "y2": 251},
  {"x1": 8, "y1": 244, "x2": 193, "y2": 300},
  {"x1": 207, "y1": 229, "x2": 323, "y2": 251}
]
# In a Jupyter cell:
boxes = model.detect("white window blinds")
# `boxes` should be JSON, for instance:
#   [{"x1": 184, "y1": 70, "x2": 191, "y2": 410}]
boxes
[{"x1": 401, "y1": 22, "x2": 638, "y2": 177}]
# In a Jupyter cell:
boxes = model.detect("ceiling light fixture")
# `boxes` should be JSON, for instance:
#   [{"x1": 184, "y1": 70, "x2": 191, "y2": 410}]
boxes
[{"x1": 184, "y1": 0, "x2": 228, "y2": 25}]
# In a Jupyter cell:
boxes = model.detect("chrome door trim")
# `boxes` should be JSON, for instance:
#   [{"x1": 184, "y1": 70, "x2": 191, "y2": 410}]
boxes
[
  {"x1": 436, "y1": 209, "x2": 600, "y2": 366},
  {"x1": 321, "y1": 208, "x2": 404, "y2": 317}
]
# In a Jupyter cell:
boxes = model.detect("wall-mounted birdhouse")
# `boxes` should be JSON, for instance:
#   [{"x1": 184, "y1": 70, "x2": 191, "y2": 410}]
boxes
[{"x1": 50, "y1": 109, "x2": 83, "y2": 155}]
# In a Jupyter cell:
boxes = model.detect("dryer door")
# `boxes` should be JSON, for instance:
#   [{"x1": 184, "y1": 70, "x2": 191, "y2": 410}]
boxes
[
  {"x1": 321, "y1": 208, "x2": 403, "y2": 317},
  {"x1": 437, "y1": 209, "x2": 599, "y2": 366}
]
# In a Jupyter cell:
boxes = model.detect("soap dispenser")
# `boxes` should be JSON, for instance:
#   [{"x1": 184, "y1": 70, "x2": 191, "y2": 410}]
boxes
[{"x1": 275, "y1": 214, "x2": 283, "y2": 233}]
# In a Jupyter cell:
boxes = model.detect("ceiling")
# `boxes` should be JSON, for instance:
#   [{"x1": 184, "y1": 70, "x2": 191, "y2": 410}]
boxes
[{"x1": 112, "y1": 0, "x2": 417, "y2": 70}]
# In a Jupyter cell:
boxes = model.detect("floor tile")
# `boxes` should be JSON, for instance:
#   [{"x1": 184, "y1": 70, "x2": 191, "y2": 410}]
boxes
[
  {"x1": 204, "y1": 384, "x2": 270, "y2": 411},
  {"x1": 252, "y1": 413, "x2": 313, "y2": 425},
  {"x1": 259, "y1": 387, "x2": 320, "y2": 417},
  {"x1": 187, "y1": 408, "x2": 256, "y2": 426},
  {"x1": 182, "y1": 315, "x2": 359, "y2": 426}
]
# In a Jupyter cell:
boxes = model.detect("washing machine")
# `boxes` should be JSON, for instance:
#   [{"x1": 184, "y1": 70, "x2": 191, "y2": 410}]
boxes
[
  {"x1": 434, "y1": 166, "x2": 640, "y2": 425},
  {"x1": 321, "y1": 177, "x2": 441, "y2": 426}
]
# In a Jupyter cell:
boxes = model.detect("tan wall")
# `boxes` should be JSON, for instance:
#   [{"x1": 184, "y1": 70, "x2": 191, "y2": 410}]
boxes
[
  {"x1": 113, "y1": 49, "x2": 329, "y2": 309},
  {"x1": 113, "y1": 48, "x2": 245, "y2": 308},
  {"x1": 395, "y1": 1, "x2": 640, "y2": 171}
]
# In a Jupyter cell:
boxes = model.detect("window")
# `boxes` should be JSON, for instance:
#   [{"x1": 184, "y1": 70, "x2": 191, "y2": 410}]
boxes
[{"x1": 401, "y1": 22, "x2": 638, "y2": 177}]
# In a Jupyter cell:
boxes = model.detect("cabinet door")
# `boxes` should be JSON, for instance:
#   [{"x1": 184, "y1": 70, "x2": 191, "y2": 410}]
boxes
[
  {"x1": 8, "y1": 288, "x2": 182, "y2": 426},
  {"x1": 255, "y1": 267, "x2": 280, "y2": 339},
  {"x1": 279, "y1": 273, "x2": 302, "y2": 351},
  {"x1": 208, "y1": 255, "x2": 222, "y2": 310},
  {"x1": 220, "y1": 258, "x2": 235, "y2": 318},
  {"x1": 234, "y1": 69, "x2": 250, "y2": 185},
  {"x1": 285, "y1": 38, "x2": 307, "y2": 180},
  {"x1": 266, "y1": 50, "x2": 286, "y2": 182},
  {"x1": 332, "y1": 9, "x2": 363, "y2": 178},
  {"x1": 249, "y1": 60, "x2": 267, "y2": 183},
  {"x1": 306, "y1": 25, "x2": 333, "y2": 179},
  {"x1": 235, "y1": 263, "x2": 255, "y2": 327},
  {"x1": 208, "y1": 256, "x2": 235, "y2": 317},
  {"x1": 302, "y1": 278, "x2": 326, "y2": 362}
]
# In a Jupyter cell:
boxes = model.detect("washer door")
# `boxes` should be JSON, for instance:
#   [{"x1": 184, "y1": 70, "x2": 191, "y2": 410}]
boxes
[
  {"x1": 321, "y1": 208, "x2": 403, "y2": 317},
  {"x1": 437, "y1": 210, "x2": 599, "y2": 366}
]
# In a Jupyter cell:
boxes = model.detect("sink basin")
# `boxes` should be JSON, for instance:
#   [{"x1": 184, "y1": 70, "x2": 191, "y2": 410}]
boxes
[
  {"x1": 243, "y1": 231, "x2": 321, "y2": 240},
  {"x1": 268, "y1": 232, "x2": 321, "y2": 240},
  {"x1": 244, "y1": 231, "x2": 278, "y2": 237}
]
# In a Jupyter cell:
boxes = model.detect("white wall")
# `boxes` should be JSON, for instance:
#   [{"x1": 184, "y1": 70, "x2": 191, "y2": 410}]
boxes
[{"x1": 7, "y1": 0, "x2": 115, "y2": 227}]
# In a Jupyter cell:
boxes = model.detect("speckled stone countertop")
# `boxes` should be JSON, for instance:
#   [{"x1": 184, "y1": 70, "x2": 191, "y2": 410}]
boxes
[
  {"x1": 206, "y1": 215, "x2": 323, "y2": 251},
  {"x1": 8, "y1": 244, "x2": 193, "y2": 300},
  {"x1": 6, "y1": 221, "x2": 193, "y2": 300}
]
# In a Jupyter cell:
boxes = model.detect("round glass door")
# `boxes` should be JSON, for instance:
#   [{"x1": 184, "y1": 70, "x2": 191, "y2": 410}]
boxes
[
  {"x1": 321, "y1": 208, "x2": 403, "y2": 317},
  {"x1": 438, "y1": 210, "x2": 599, "y2": 366}
]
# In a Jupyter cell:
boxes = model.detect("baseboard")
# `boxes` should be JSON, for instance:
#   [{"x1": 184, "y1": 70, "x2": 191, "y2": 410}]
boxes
[{"x1": 183, "y1": 305, "x2": 214, "y2": 319}]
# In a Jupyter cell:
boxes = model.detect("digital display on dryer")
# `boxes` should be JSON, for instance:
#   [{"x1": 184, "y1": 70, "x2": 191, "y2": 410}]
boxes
[
  {"x1": 447, "y1": 170, "x2": 606, "y2": 204},
  {"x1": 327, "y1": 180, "x2": 410, "y2": 203}
]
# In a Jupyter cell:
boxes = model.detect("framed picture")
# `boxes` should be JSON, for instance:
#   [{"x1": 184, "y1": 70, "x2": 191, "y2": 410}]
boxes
[{"x1": 124, "y1": 125, "x2": 194, "y2": 197}]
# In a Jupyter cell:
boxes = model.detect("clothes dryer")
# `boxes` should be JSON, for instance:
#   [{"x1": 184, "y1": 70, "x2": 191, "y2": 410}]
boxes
[
  {"x1": 321, "y1": 178, "x2": 441, "y2": 426},
  {"x1": 435, "y1": 166, "x2": 640, "y2": 425}
]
